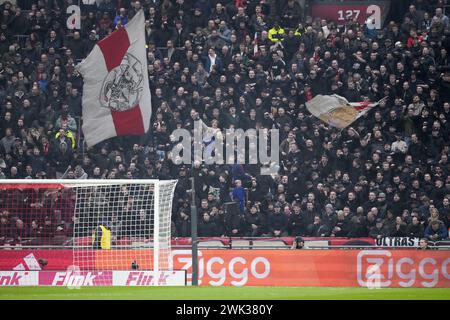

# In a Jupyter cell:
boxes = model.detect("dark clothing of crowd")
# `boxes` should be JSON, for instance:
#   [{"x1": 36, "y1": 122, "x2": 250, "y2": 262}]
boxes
[{"x1": 0, "y1": 0, "x2": 449, "y2": 242}]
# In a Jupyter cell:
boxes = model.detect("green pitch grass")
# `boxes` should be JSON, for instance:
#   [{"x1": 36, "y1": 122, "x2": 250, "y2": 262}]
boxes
[{"x1": 0, "y1": 286, "x2": 449, "y2": 300}]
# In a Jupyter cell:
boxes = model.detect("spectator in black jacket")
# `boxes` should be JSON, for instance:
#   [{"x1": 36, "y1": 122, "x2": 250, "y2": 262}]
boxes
[
  {"x1": 331, "y1": 210, "x2": 350, "y2": 237},
  {"x1": 306, "y1": 215, "x2": 330, "y2": 237},
  {"x1": 0, "y1": 2, "x2": 449, "y2": 243},
  {"x1": 65, "y1": 31, "x2": 85, "y2": 60},
  {"x1": 369, "y1": 218, "x2": 386, "y2": 239},
  {"x1": 176, "y1": 210, "x2": 190, "y2": 237},
  {"x1": 391, "y1": 216, "x2": 408, "y2": 236},
  {"x1": 266, "y1": 204, "x2": 288, "y2": 237},
  {"x1": 406, "y1": 216, "x2": 425, "y2": 238},
  {"x1": 198, "y1": 212, "x2": 217, "y2": 237},
  {"x1": 245, "y1": 205, "x2": 264, "y2": 237},
  {"x1": 347, "y1": 216, "x2": 368, "y2": 237},
  {"x1": 288, "y1": 204, "x2": 305, "y2": 236}
]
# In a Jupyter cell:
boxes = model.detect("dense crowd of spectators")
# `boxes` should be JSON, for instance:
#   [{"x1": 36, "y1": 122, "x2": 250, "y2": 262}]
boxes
[{"x1": 0, "y1": 0, "x2": 449, "y2": 244}]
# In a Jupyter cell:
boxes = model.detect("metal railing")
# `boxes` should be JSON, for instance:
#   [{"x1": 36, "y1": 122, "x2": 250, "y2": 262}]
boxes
[{"x1": 1, "y1": 239, "x2": 449, "y2": 250}]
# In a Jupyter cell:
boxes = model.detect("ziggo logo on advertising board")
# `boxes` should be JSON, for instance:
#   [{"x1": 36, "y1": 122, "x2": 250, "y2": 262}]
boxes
[
  {"x1": 357, "y1": 250, "x2": 450, "y2": 288},
  {"x1": 170, "y1": 250, "x2": 271, "y2": 286}
]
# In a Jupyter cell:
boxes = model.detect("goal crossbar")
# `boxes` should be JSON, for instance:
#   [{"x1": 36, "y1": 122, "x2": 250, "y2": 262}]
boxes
[{"x1": 0, "y1": 179, "x2": 176, "y2": 185}]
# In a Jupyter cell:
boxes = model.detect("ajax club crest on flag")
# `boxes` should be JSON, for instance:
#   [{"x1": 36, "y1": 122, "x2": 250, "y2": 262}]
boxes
[{"x1": 99, "y1": 53, "x2": 144, "y2": 112}]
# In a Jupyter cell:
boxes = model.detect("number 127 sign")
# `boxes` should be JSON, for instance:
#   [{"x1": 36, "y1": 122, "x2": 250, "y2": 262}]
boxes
[{"x1": 311, "y1": 2, "x2": 389, "y2": 29}]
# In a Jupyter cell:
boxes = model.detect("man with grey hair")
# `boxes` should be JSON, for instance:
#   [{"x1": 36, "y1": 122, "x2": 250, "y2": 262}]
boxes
[
  {"x1": 322, "y1": 204, "x2": 337, "y2": 231},
  {"x1": 432, "y1": 7, "x2": 449, "y2": 29}
]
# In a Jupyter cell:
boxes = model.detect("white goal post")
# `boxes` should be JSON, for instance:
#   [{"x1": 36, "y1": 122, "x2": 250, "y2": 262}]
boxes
[{"x1": 0, "y1": 179, "x2": 184, "y2": 286}]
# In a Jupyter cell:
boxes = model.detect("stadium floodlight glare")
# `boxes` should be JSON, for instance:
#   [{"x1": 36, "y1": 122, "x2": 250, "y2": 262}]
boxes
[{"x1": 0, "y1": 179, "x2": 178, "y2": 284}]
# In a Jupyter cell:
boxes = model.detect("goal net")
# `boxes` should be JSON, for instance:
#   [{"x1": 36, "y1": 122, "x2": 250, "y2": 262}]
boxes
[{"x1": 0, "y1": 180, "x2": 178, "y2": 281}]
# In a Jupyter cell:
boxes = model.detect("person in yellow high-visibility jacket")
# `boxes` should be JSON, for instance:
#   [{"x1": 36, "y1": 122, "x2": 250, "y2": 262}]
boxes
[
  {"x1": 55, "y1": 129, "x2": 76, "y2": 150},
  {"x1": 268, "y1": 22, "x2": 285, "y2": 42},
  {"x1": 294, "y1": 24, "x2": 303, "y2": 37},
  {"x1": 92, "y1": 223, "x2": 111, "y2": 249}
]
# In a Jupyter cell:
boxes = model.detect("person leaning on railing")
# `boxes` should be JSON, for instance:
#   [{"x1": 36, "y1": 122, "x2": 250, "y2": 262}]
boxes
[{"x1": 425, "y1": 220, "x2": 448, "y2": 241}]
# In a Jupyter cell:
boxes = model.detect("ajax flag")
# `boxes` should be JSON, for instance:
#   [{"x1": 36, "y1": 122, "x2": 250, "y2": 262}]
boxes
[
  {"x1": 305, "y1": 94, "x2": 384, "y2": 129},
  {"x1": 77, "y1": 10, "x2": 151, "y2": 147}
]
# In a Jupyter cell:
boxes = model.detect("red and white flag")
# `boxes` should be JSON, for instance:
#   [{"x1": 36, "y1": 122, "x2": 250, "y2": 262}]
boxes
[
  {"x1": 305, "y1": 94, "x2": 385, "y2": 129},
  {"x1": 77, "y1": 10, "x2": 151, "y2": 147},
  {"x1": 253, "y1": 32, "x2": 258, "y2": 55}
]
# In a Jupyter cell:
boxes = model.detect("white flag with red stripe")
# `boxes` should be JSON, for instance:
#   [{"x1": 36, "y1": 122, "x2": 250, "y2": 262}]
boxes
[
  {"x1": 305, "y1": 94, "x2": 385, "y2": 129},
  {"x1": 77, "y1": 10, "x2": 151, "y2": 147}
]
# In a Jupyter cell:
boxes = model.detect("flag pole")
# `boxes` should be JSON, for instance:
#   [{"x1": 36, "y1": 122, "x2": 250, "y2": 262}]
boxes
[{"x1": 190, "y1": 176, "x2": 199, "y2": 286}]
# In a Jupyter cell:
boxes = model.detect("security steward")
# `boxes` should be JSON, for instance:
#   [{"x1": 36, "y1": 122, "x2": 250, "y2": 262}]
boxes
[{"x1": 92, "y1": 222, "x2": 111, "y2": 250}]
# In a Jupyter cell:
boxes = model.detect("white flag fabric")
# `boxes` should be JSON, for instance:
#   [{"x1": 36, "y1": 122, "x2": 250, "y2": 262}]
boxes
[
  {"x1": 305, "y1": 94, "x2": 380, "y2": 129},
  {"x1": 77, "y1": 10, "x2": 151, "y2": 147}
]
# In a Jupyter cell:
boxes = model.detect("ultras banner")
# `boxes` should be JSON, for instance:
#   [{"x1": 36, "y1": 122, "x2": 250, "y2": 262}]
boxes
[{"x1": 0, "y1": 250, "x2": 449, "y2": 287}]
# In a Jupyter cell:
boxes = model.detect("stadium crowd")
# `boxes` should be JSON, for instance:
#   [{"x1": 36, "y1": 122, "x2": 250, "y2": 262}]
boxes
[{"x1": 0, "y1": 0, "x2": 449, "y2": 244}]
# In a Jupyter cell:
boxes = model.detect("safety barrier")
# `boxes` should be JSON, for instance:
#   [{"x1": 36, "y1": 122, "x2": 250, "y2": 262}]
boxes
[{"x1": 0, "y1": 249, "x2": 448, "y2": 287}]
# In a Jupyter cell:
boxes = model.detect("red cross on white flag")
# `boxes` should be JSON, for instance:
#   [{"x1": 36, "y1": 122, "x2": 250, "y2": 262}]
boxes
[{"x1": 77, "y1": 10, "x2": 151, "y2": 147}]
